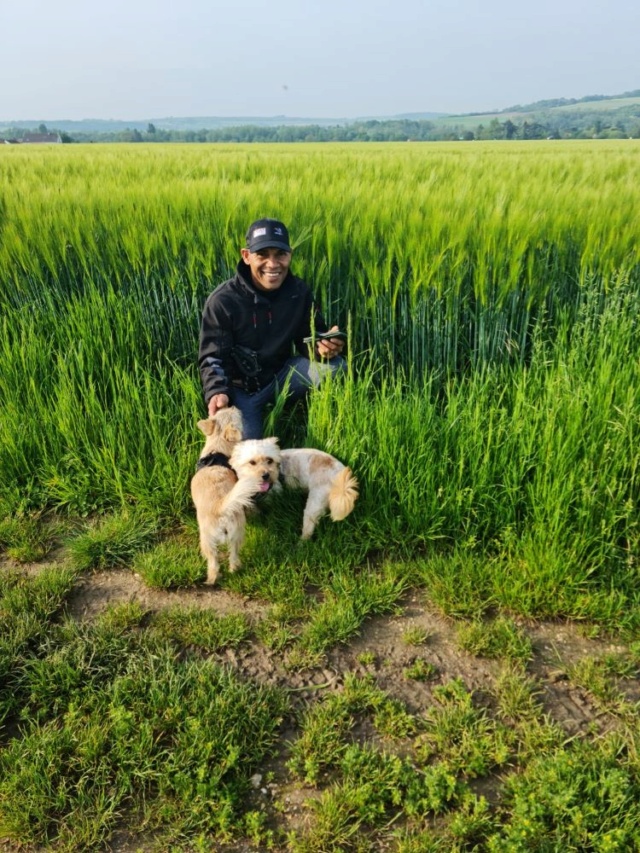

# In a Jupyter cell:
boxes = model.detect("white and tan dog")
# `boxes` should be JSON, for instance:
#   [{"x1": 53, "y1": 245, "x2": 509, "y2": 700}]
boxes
[
  {"x1": 191, "y1": 407, "x2": 266, "y2": 585},
  {"x1": 229, "y1": 437, "x2": 282, "y2": 497},
  {"x1": 279, "y1": 448, "x2": 359, "y2": 539}
]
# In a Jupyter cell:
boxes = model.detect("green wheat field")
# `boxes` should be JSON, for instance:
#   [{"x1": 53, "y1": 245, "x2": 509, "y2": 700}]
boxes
[{"x1": 1, "y1": 140, "x2": 640, "y2": 851}]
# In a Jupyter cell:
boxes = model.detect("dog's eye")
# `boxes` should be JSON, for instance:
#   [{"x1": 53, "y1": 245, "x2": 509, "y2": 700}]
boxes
[
  {"x1": 267, "y1": 458, "x2": 273, "y2": 464},
  {"x1": 249, "y1": 460, "x2": 257, "y2": 465}
]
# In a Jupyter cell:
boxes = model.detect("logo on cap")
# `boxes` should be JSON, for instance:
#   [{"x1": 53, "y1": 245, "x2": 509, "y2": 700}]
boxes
[{"x1": 246, "y1": 218, "x2": 291, "y2": 252}]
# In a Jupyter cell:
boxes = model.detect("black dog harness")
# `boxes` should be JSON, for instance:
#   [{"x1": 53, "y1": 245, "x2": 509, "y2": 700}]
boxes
[{"x1": 196, "y1": 452, "x2": 233, "y2": 472}]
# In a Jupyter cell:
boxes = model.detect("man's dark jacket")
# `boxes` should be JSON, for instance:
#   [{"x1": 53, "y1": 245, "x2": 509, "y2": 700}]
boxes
[{"x1": 198, "y1": 260, "x2": 328, "y2": 404}]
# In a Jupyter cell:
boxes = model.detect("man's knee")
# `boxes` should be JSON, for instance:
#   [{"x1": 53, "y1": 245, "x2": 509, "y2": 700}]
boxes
[{"x1": 312, "y1": 355, "x2": 346, "y2": 385}]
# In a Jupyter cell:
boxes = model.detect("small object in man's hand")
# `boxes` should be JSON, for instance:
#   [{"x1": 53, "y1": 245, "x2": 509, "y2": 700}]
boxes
[{"x1": 303, "y1": 330, "x2": 347, "y2": 344}]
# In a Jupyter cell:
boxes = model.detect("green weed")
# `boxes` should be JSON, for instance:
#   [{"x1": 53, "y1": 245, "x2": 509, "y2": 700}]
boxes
[
  {"x1": 403, "y1": 658, "x2": 439, "y2": 682},
  {"x1": 485, "y1": 735, "x2": 640, "y2": 850},
  {"x1": 568, "y1": 653, "x2": 640, "y2": 718},
  {"x1": 402, "y1": 625, "x2": 431, "y2": 646},
  {"x1": 456, "y1": 616, "x2": 533, "y2": 662},
  {"x1": 415, "y1": 679, "x2": 513, "y2": 777}
]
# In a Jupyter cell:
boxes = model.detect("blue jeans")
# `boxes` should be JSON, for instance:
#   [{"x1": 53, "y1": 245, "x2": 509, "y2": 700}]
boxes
[{"x1": 232, "y1": 355, "x2": 346, "y2": 439}]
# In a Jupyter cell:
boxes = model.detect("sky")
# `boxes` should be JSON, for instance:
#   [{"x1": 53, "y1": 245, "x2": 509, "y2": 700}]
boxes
[{"x1": 1, "y1": 0, "x2": 639, "y2": 121}]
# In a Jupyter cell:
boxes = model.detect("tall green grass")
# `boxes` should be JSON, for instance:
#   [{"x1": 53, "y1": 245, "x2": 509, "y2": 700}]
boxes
[
  {"x1": 2, "y1": 141, "x2": 639, "y2": 370},
  {"x1": 0, "y1": 276, "x2": 201, "y2": 514},
  {"x1": 303, "y1": 276, "x2": 640, "y2": 624},
  {"x1": 1, "y1": 141, "x2": 639, "y2": 623}
]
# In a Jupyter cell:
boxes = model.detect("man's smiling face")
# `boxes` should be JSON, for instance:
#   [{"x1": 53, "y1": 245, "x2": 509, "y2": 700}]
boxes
[{"x1": 241, "y1": 246, "x2": 292, "y2": 291}]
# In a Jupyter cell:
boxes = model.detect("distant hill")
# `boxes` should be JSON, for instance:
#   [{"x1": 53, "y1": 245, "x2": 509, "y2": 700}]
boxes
[
  {"x1": 430, "y1": 91, "x2": 640, "y2": 133},
  {"x1": 500, "y1": 90, "x2": 640, "y2": 113}
]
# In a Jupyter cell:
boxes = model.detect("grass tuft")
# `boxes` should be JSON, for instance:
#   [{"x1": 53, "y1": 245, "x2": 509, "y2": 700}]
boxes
[
  {"x1": 66, "y1": 511, "x2": 159, "y2": 572},
  {"x1": 132, "y1": 531, "x2": 204, "y2": 588},
  {"x1": 151, "y1": 606, "x2": 251, "y2": 651},
  {"x1": 456, "y1": 616, "x2": 533, "y2": 662}
]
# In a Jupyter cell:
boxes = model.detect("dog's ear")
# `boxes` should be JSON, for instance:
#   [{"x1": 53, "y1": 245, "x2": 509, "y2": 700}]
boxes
[
  {"x1": 197, "y1": 418, "x2": 214, "y2": 436},
  {"x1": 223, "y1": 425, "x2": 242, "y2": 443},
  {"x1": 262, "y1": 437, "x2": 281, "y2": 458}
]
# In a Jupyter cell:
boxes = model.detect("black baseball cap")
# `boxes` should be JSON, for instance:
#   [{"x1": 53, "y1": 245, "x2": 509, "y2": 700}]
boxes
[{"x1": 245, "y1": 218, "x2": 291, "y2": 253}]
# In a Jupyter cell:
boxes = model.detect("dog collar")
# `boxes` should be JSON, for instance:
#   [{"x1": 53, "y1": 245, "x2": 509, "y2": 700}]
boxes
[{"x1": 196, "y1": 452, "x2": 232, "y2": 472}]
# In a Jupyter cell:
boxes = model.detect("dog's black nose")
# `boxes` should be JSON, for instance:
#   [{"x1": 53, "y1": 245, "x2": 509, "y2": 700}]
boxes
[{"x1": 261, "y1": 472, "x2": 270, "y2": 481}]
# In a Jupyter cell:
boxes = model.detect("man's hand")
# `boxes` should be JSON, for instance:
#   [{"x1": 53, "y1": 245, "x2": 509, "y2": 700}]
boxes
[
  {"x1": 316, "y1": 325, "x2": 345, "y2": 359},
  {"x1": 208, "y1": 394, "x2": 229, "y2": 417}
]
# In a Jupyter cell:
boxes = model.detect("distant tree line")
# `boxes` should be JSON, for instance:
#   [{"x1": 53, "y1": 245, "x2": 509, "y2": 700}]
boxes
[{"x1": 3, "y1": 105, "x2": 640, "y2": 145}]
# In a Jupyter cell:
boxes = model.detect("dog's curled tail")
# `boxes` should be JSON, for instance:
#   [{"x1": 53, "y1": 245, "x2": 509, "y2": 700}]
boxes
[
  {"x1": 329, "y1": 467, "x2": 359, "y2": 522},
  {"x1": 220, "y1": 477, "x2": 262, "y2": 517}
]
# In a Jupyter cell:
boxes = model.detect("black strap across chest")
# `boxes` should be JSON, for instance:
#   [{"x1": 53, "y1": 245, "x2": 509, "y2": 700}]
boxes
[{"x1": 196, "y1": 452, "x2": 233, "y2": 472}]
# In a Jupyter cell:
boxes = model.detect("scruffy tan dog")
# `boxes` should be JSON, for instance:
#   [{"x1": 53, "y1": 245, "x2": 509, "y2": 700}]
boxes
[
  {"x1": 279, "y1": 448, "x2": 359, "y2": 539},
  {"x1": 190, "y1": 407, "x2": 265, "y2": 585}
]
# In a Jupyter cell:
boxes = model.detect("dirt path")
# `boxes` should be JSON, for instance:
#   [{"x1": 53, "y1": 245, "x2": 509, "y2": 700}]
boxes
[
  {"x1": 64, "y1": 566, "x2": 624, "y2": 737},
  {"x1": 4, "y1": 561, "x2": 636, "y2": 852}
]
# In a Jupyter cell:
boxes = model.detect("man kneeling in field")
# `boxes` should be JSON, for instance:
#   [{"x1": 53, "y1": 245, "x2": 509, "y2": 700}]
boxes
[{"x1": 198, "y1": 218, "x2": 347, "y2": 439}]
